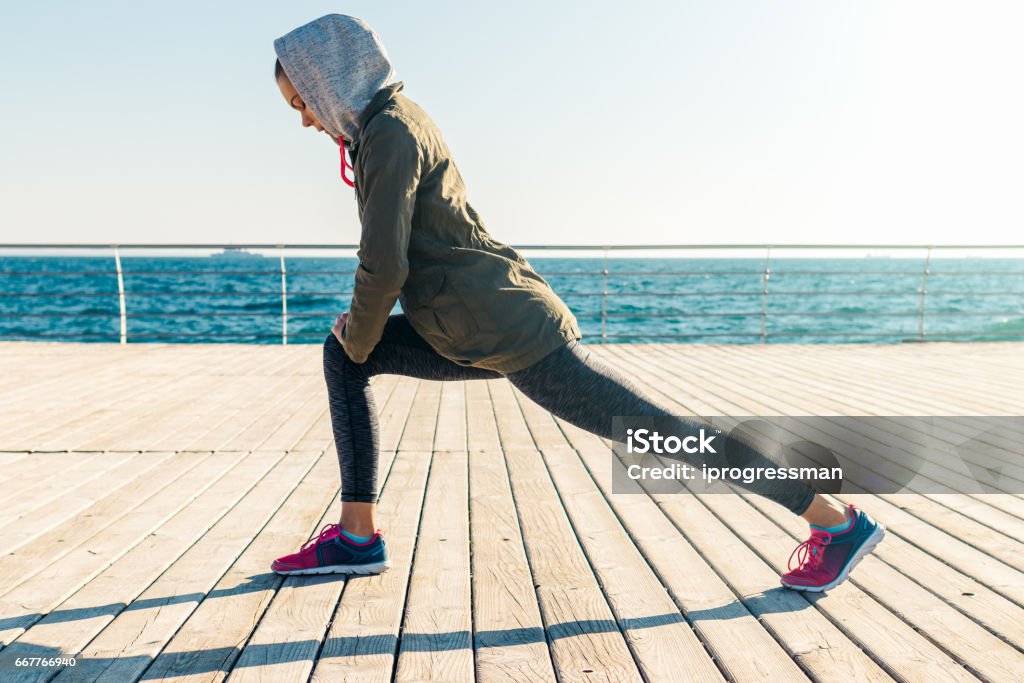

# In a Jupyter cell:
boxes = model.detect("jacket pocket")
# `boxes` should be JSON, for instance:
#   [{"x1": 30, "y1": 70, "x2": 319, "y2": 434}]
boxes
[
  {"x1": 430, "y1": 297, "x2": 478, "y2": 342},
  {"x1": 401, "y1": 269, "x2": 446, "y2": 311},
  {"x1": 402, "y1": 270, "x2": 479, "y2": 346}
]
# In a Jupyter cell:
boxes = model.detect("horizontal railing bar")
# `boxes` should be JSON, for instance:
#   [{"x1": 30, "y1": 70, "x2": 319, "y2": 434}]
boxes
[
  {"x1": 4, "y1": 309, "x2": 1016, "y2": 320},
  {"x1": 2, "y1": 331, "x2": 1015, "y2": 344},
  {"x1": 0, "y1": 269, "x2": 361, "y2": 277},
  {"x1": 601, "y1": 333, "x2": 760, "y2": 339},
  {"x1": 604, "y1": 311, "x2": 1024, "y2": 319},
  {"x1": 2, "y1": 271, "x2": 117, "y2": 276},
  {"x1": 0, "y1": 292, "x2": 119, "y2": 298},
  {"x1": 2, "y1": 288, "x2": 1015, "y2": 299},
  {"x1": 606, "y1": 332, "x2": 910, "y2": 339},
  {"x1": 565, "y1": 291, "x2": 970, "y2": 297},
  {"x1": 927, "y1": 271, "x2": 1024, "y2": 276},
  {"x1": 0, "y1": 291, "x2": 290, "y2": 298},
  {"x1": 763, "y1": 332, "x2": 1023, "y2": 339},
  {"x1": 907, "y1": 332, "x2": 1024, "y2": 338},
  {"x1": 3, "y1": 243, "x2": 1024, "y2": 250},
  {"x1": 2, "y1": 332, "x2": 1017, "y2": 343},
  {"x1": 5, "y1": 267, "x2": 1022, "y2": 278},
  {"x1": 548, "y1": 270, "x2": 915, "y2": 277},
  {"x1": 563, "y1": 291, "x2": 916, "y2": 297},
  {"x1": 0, "y1": 312, "x2": 317, "y2": 318},
  {"x1": 0, "y1": 333, "x2": 291, "y2": 340},
  {"x1": 5, "y1": 289, "x2": 1024, "y2": 300}
]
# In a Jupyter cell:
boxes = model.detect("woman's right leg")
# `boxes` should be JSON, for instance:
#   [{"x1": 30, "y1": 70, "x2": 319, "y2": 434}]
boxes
[
  {"x1": 505, "y1": 339, "x2": 819, "y2": 515},
  {"x1": 322, "y1": 314, "x2": 501, "y2": 533}
]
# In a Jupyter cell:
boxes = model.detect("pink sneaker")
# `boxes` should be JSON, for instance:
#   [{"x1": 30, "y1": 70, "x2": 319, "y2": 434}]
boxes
[
  {"x1": 781, "y1": 505, "x2": 885, "y2": 592},
  {"x1": 271, "y1": 523, "x2": 391, "y2": 576}
]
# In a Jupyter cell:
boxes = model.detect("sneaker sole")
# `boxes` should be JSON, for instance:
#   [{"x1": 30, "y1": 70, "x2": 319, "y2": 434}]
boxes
[
  {"x1": 272, "y1": 560, "x2": 392, "y2": 576},
  {"x1": 782, "y1": 523, "x2": 886, "y2": 593}
]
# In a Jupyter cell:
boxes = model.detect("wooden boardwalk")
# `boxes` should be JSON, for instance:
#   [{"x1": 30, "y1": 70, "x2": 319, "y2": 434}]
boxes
[{"x1": 0, "y1": 340, "x2": 1022, "y2": 682}]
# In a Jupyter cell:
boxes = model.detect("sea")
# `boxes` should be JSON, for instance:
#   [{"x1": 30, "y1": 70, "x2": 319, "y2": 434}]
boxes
[{"x1": 2, "y1": 254, "x2": 1023, "y2": 345}]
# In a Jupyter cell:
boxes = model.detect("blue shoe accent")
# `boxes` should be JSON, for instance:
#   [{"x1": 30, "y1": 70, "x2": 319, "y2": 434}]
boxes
[
  {"x1": 340, "y1": 529, "x2": 374, "y2": 544},
  {"x1": 315, "y1": 531, "x2": 392, "y2": 575}
]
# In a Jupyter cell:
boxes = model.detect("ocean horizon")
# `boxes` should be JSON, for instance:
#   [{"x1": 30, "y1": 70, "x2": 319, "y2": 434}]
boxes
[{"x1": 2, "y1": 254, "x2": 1023, "y2": 344}]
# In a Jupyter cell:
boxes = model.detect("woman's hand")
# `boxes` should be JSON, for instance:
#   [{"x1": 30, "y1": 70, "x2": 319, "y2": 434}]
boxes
[{"x1": 332, "y1": 312, "x2": 349, "y2": 346}]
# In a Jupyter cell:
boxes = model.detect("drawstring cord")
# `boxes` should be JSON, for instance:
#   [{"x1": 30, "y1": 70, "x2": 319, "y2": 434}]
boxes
[{"x1": 339, "y1": 136, "x2": 355, "y2": 188}]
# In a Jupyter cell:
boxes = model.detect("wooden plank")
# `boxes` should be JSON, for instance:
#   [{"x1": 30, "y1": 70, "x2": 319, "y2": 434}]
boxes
[
  {"x1": 664, "y1": 344, "x2": 1024, "y2": 510},
  {"x1": 17, "y1": 347, "x2": 236, "y2": 451},
  {"x1": 394, "y1": 450, "x2": 473, "y2": 682},
  {"x1": 433, "y1": 380, "x2": 467, "y2": 452},
  {"x1": 158, "y1": 347, "x2": 317, "y2": 449},
  {"x1": 0, "y1": 452, "x2": 94, "y2": 488},
  {"x1": 0, "y1": 451, "x2": 248, "y2": 647},
  {"x1": 597, "y1": 344, "x2": 987, "y2": 681},
  {"x1": 466, "y1": 380, "x2": 557, "y2": 683},
  {"x1": 0, "y1": 451, "x2": 29, "y2": 472},
  {"x1": 0, "y1": 450, "x2": 288, "y2": 681},
  {"x1": 620, "y1": 343, "x2": 1024, "y2": 604},
  {"x1": 0, "y1": 452, "x2": 129, "y2": 516},
  {"x1": 219, "y1": 376, "x2": 323, "y2": 452},
  {"x1": 23, "y1": 346, "x2": 302, "y2": 452},
  {"x1": 50, "y1": 374, "x2": 219, "y2": 452},
  {"x1": 48, "y1": 450, "x2": 322, "y2": 683},
  {"x1": 86, "y1": 356, "x2": 311, "y2": 450},
  {"x1": 253, "y1": 391, "x2": 328, "y2": 452},
  {"x1": 0, "y1": 451, "x2": 208, "y2": 580},
  {"x1": 488, "y1": 380, "x2": 644, "y2": 683},
  {"x1": 561, "y1": 423, "x2": 891, "y2": 682},
  {"x1": 511, "y1": 390, "x2": 727, "y2": 682},
  {"x1": 181, "y1": 372, "x2": 311, "y2": 452},
  {"x1": 0, "y1": 451, "x2": 165, "y2": 537},
  {"x1": 613, "y1": 344, "x2": 1024, "y2": 639},
  {"x1": 137, "y1": 451, "x2": 340, "y2": 683},
  {"x1": 0, "y1": 348, "x2": 184, "y2": 444},
  {"x1": 743, "y1": 491, "x2": 1024, "y2": 681},
  {"x1": 693, "y1": 491, "x2": 976, "y2": 682}
]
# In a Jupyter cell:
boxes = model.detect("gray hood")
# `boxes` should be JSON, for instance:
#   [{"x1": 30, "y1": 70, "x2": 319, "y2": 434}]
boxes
[{"x1": 274, "y1": 14, "x2": 395, "y2": 142}]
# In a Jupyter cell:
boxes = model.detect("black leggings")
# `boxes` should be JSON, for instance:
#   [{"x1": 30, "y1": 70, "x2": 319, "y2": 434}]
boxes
[{"x1": 322, "y1": 315, "x2": 815, "y2": 515}]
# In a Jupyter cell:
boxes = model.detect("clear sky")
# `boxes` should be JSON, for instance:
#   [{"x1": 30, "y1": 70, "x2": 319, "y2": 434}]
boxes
[{"x1": 1, "y1": 1, "x2": 1021, "y2": 247}]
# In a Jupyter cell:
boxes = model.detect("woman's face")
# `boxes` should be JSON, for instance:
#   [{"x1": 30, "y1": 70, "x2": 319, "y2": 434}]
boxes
[{"x1": 276, "y1": 73, "x2": 328, "y2": 135}]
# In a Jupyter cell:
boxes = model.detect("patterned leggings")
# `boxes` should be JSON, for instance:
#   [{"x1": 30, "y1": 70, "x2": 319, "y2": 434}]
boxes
[{"x1": 322, "y1": 314, "x2": 815, "y2": 515}]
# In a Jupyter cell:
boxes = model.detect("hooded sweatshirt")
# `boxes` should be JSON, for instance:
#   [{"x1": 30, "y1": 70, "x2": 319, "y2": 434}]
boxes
[
  {"x1": 274, "y1": 14, "x2": 394, "y2": 142},
  {"x1": 273, "y1": 14, "x2": 581, "y2": 372}
]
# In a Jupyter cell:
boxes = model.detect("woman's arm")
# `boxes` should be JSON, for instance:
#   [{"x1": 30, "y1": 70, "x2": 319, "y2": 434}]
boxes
[{"x1": 339, "y1": 117, "x2": 423, "y2": 363}]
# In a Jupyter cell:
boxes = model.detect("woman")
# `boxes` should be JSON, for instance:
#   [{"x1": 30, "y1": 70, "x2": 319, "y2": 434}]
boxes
[{"x1": 269, "y1": 14, "x2": 883, "y2": 592}]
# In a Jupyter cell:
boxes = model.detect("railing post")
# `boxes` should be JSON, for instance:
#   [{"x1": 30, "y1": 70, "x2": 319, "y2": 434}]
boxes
[
  {"x1": 279, "y1": 247, "x2": 288, "y2": 345},
  {"x1": 113, "y1": 245, "x2": 127, "y2": 344},
  {"x1": 917, "y1": 246, "x2": 932, "y2": 341},
  {"x1": 759, "y1": 246, "x2": 772, "y2": 343},
  {"x1": 600, "y1": 247, "x2": 609, "y2": 343}
]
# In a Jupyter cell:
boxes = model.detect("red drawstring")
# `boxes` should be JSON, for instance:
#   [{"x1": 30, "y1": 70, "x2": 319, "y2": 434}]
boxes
[{"x1": 339, "y1": 136, "x2": 355, "y2": 188}]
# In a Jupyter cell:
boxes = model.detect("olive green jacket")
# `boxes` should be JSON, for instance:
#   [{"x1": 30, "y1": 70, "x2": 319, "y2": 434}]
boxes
[{"x1": 339, "y1": 82, "x2": 581, "y2": 373}]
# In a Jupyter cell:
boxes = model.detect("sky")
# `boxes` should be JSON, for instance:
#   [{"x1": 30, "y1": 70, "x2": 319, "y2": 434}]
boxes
[{"x1": 1, "y1": 1, "x2": 1022, "y2": 248}]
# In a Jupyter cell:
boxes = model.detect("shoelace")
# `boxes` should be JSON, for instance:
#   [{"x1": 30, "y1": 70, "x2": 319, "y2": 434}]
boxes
[
  {"x1": 301, "y1": 522, "x2": 340, "y2": 552},
  {"x1": 788, "y1": 531, "x2": 832, "y2": 572},
  {"x1": 339, "y1": 136, "x2": 355, "y2": 188}
]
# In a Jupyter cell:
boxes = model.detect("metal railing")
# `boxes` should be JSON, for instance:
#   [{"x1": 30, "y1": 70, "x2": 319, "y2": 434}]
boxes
[{"x1": 1, "y1": 243, "x2": 1023, "y2": 344}]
